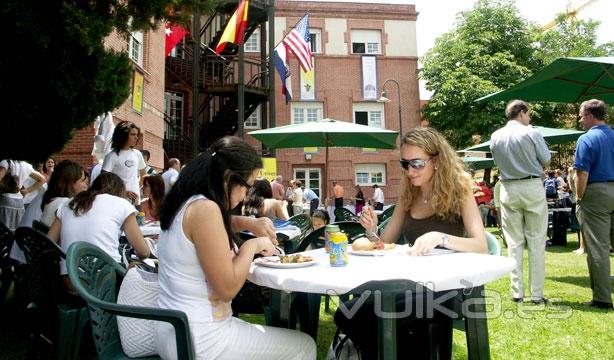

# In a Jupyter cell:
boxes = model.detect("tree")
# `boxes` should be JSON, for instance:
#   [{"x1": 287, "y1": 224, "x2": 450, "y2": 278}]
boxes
[{"x1": 0, "y1": 0, "x2": 210, "y2": 163}]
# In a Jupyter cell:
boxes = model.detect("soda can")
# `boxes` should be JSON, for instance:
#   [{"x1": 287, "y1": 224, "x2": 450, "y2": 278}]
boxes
[
  {"x1": 329, "y1": 232, "x2": 349, "y2": 267},
  {"x1": 324, "y1": 224, "x2": 340, "y2": 253}
]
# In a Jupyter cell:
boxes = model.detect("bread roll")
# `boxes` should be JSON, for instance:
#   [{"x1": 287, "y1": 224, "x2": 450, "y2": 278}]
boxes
[{"x1": 352, "y1": 237, "x2": 374, "y2": 251}]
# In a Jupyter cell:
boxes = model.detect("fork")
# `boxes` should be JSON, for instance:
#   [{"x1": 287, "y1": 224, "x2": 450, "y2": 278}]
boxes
[{"x1": 274, "y1": 245, "x2": 286, "y2": 257}]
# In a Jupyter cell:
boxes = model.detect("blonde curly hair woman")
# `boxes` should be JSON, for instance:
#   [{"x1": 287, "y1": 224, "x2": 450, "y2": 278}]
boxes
[{"x1": 360, "y1": 126, "x2": 487, "y2": 255}]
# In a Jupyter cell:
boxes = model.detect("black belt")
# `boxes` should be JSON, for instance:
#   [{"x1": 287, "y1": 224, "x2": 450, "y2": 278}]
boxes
[{"x1": 504, "y1": 175, "x2": 541, "y2": 181}]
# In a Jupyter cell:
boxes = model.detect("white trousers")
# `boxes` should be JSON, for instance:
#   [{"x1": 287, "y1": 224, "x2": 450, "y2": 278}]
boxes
[
  {"x1": 500, "y1": 178, "x2": 548, "y2": 300},
  {"x1": 157, "y1": 315, "x2": 316, "y2": 360}
]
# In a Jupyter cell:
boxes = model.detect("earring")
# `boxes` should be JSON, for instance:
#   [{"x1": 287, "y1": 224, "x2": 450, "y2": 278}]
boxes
[{"x1": 434, "y1": 167, "x2": 438, "y2": 170}]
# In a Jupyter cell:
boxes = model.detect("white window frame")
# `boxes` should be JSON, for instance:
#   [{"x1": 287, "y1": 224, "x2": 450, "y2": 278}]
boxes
[
  {"x1": 309, "y1": 28, "x2": 322, "y2": 54},
  {"x1": 291, "y1": 102, "x2": 323, "y2": 124},
  {"x1": 129, "y1": 30, "x2": 144, "y2": 66},
  {"x1": 245, "y1": 107, "x2": 260, "y2": 129},
  {"x1": 245, "y1": 28, "x2": 260, "y2": 52},
  {"x1": 355, "y1": 163, "x2": 386, "y2": 186},
  {"x1": 294, "y1": 168, "x2": 322, "y2": 198},
  {"x1": 353, "y1": 103, "x2": 385, "y2": 128},
  {"x1": 351, "y1": 29, "x2": 381, "y2": 55},
  {"x1": 164, "y1": 91, "x2": 184, "y2": 139},
  {"x1": 169, "y1": 39, "x2": 185, "y2": 59}
]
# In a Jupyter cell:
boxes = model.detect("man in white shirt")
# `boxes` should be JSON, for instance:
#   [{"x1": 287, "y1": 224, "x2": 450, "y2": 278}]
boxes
[
  {"x1": 371, "y1": 184, "x2": 385, "y2": 210},
  {"x1": 162, "y1": 158, "x2": 181, "y2": 195},
  {"x1": 101, "y1": 121, "x2": 146, "y2": 204}
]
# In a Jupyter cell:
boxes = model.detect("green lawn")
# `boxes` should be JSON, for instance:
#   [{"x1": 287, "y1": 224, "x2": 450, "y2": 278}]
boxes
[{"x1": 2, "y1": 230, "x2": 612, "y2": 359}]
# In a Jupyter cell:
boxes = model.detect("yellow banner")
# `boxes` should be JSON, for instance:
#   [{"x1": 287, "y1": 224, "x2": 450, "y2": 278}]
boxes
[
  {"x1": 362, "y1": 148, "x2": 377, "y2": 152},
  {"x1": 300, "y1": 57, "x2": 315, "y2": 100},
  {"x1": 260, "y1": 157, "x2": 277, "y2": 181},
  {"x1": 303, "y1": 147, "x2": 318, "y2": 153},
  {"x1": 132, "y1": 71, "x2": 144, "y2": 113}
]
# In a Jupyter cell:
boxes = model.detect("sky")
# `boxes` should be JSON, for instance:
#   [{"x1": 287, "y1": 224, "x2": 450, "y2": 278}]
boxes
[{"x1": 301, "y1": 0, "x2": 613, "y2": 99}]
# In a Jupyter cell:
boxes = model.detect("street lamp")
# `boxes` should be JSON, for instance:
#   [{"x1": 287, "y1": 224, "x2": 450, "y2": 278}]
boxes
[{"x1": 377, "y1": 79, "x2": 402, "y2": 138}]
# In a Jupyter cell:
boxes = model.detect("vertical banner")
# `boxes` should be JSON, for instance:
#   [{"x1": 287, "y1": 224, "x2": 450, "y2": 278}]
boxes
[
  {"x1": 300, "y1": 56, "x2": 316, "y2": 100},
  {"x1": 361, "y1": 55, "x2": 377, "y2": 100},
  {"x1": 132, "y1": 71, "x2": 144, "y2": 113},
  {"x1": 260, "y1": 157, "x2": 277, "y2": 181}
]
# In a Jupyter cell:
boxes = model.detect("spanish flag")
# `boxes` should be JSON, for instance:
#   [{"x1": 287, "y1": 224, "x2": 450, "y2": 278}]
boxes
[{"x1": 215, "y1": 0, "x2": 249, "y2": 54}]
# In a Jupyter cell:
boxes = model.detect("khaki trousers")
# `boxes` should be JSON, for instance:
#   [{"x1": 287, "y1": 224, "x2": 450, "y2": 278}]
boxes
[
  {"x1": 577, "y1": 182, "x2": 614, "y2": 304},
  {"x1": 500, "y1": 178, "x2": 548, "y2": 300}
]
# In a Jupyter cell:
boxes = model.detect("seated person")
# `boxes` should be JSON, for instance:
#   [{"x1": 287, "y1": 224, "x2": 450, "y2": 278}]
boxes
[
  {"x1": 242, "y1": 178, "x2": 289, "y2": 221},
  {"x1": 156, "y1": 137, "x2": 316, "y2": 359},
  {"x1": 47, "y1": 172, "x2": 150, "y2": 290},
  {"x1": 311, "y1": 209, "x2": 330, "y2": 231},
  {"x1": 335, "y1": 127, "x2": 487, "y2": 359},
  {"x1": 139, "y1": 174, "x2": 165, "y2": 222},
  {"x1": 0, "y1": 173, "x2": 25, "y2": 231},
  {"x1": 40, "y1": 160, "x2": 89, "y2": 227}
]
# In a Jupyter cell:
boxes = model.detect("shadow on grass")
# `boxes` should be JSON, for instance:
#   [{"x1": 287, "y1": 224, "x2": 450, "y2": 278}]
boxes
[
  {"x1": 545, "y1": 300, "x2": 613, "y2": 314},
  {"x1": 547, "y1": 275, "x2": 590, "y2": 288}
]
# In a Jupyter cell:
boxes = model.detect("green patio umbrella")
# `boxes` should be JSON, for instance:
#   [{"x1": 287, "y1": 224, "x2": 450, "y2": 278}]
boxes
[
  {"x1": 462, "y1": 156, "x2": 495, "y2": 170},
  {"x1": 464, "y1": 126, "x2": 585, "y2": 152},
  {"x1": 248, "y1": 118, "x2": 398, "y2": 193},
  {"x1": 476, "y1": 57, "x2": 614, "y2": 103}
]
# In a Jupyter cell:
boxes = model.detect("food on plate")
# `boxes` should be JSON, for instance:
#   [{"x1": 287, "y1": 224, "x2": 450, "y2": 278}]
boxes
[
  {"x1": 352, "y1": 237, "x2": 396, "y2": 251},
  {"x1": 352, "y1": 237, "x2": 373, "y2": 251},
  {"x1": 280, "y1": 254, "x2": 314, "y2": 263}
]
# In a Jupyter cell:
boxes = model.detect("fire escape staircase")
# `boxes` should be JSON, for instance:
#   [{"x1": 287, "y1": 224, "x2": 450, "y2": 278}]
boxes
[{"x1": 164, "y1": 0, "x2": 271, "y2": 161}]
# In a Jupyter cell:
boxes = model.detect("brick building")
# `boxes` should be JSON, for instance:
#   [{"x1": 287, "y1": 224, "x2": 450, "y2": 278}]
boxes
[
  {"x1": 55, "y1": 27, "x2": 167, "y2": 172},
  {"x1": 246, "y1": 0, "x2": 421, "y2": 205}
]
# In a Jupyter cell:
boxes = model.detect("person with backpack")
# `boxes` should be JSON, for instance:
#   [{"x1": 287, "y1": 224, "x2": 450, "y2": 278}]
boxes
[{"x1": 544, "y1": 170, "x2": 559, "y2": 201}]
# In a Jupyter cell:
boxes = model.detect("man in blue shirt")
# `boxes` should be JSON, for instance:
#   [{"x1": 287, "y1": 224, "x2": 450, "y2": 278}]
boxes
[
  {"x1": 302, "y1": 187, "x2": 320, "y2": 215},
  {"x1": 574, "y1": 99, "x2": 614, "y2": 309}
]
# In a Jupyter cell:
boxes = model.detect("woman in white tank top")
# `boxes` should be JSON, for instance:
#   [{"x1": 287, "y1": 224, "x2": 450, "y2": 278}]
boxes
[{"x1": 156, "y1": 137, "x2": 316, "y2": 360}]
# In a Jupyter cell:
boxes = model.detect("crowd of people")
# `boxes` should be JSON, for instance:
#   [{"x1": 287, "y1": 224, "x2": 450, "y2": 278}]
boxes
[{"x1": 1, "y1": 97, "x2": 612, "y2": 359}]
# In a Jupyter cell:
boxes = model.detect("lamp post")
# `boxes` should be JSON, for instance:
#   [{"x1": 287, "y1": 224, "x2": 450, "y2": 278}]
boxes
[{"x1": 377, "y1": 79, "x2": 402, "y2": 139}]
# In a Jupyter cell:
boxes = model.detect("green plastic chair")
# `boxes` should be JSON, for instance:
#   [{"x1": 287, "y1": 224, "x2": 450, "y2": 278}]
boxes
[
  {"x1": 14, "y1": 226, "x2": 90, "y2": 360},
  {"x1": 284, "y1": 214, "x2": 313, "y2": 253},
  {"x1": 332, "y1": 221, "x2": 367, "y2": 242},
  {"x1": 0, "y1": 221, "x2": 16, "y2": 304},
  {"x1": 334, "y1": 207, "x2": 357, "y2": 222},
  {"x1": 66, "y1": 241, "x2": 194, "y2": 359},
  {"x1": 378, "y1": 205, "x2": 396, "y2": 222}
]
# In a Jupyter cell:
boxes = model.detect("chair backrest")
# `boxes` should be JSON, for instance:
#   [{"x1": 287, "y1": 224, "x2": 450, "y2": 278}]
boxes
[
  {"x1": 485, "y1": 232, "x2": 501, "y2": 256},
  {"x1": 66, "y1": 241, "x2": 194, "y2": 359},
  {"x1": 14, "y1": 226, "x2": 65, "y2": 307},
  {"x1": 378, "y1": 205, "x2": 395, "y2": 222},
  {"x1": 32, "y1": 220, "x2": 50, "y2": 234},
  {"x1": 288, "y1": 213, "x2": 312, "y2": 235},
  {"x1": 296, "y1": 227, "x2": 325, "y2": 252},
  {"x1": 0, "y1": 221, "x2": 15, "y2": 261},
  {"x1": 334, "y1": 207, "x2": 357, "y2": 222},
  {"x1": 331, "y1": 221, "x2": 367, "y2": 242}
]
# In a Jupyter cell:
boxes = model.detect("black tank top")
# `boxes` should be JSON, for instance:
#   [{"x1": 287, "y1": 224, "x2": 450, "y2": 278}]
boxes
[{"x1": 402, "y1": 212, "x2": 464, "y2": 245}]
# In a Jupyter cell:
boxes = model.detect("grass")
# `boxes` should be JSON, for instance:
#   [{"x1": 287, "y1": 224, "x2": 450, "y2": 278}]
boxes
[{"x1": 2, "y1": 229, "x2": 613, "y2": 359}]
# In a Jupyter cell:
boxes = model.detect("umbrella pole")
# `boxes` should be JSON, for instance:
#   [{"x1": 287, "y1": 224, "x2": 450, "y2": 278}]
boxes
[{"x1": 325, "y1": 146, "x2": 329, "y2": 204}]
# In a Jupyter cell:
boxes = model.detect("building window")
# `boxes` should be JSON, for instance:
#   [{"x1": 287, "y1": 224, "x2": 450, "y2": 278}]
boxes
[
  {"x1": 129, "y1": 30, "x2": 144, "y2": 66},
  {"x1": 292, "y1": 102, "x2": 323, "y2": 124},
  {"x1": 245, "y1": 29, "x2": 260, "y2": 52},
  {"x1": 309, "y1": 28, "x2": 322, "y2": 53},
  {"x1": 169, "y1": 39, "x2": 185, "y2": 59},
  {"x1": 351, "y1": 29, "x2": 381, "y2": 54},
  {"x1": 353, "y1": 103, "x2": 384, "y2": 128},
  {"x1": 245, "y1": 107, "x2": 259, "y2": 129},
  {"x1": 355, "y1": 164, "x2": 386, "y2": 186},
  {"x1": 164, "y1": 91, "x2": 184, "y2": 139}
]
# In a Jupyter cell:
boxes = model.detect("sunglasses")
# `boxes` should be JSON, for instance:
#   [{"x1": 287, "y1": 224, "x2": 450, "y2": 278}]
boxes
[
  {"x1": 399, "y1": 158, "x2": 431, "y2": 171},
  {"x1": 233, "y1": 173, "x2": 252, "y2": 188}
]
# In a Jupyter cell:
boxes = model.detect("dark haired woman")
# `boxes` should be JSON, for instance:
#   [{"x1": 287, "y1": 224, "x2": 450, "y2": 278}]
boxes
[
  {"x1": 242, "y1": 178, "x2": 289, "y2": 221},
  {"x1": 42, "y1": 158, "x2": 55, "y2": 182},
  {"x1": 40, "y1": 160, "x2": 89, "y2": 226},
  {"x1": 101, "y1": 121, "x2": 146, "y2": 204},
  {"x1": 140, "y1": 174, "x2": 165, "y2": 222},
  {"x1": 156, "y1": 136, "x2": 316, "y2": 359},
  {"x1": 47, "y1": 172, "x2": 150, "y2": 277}
]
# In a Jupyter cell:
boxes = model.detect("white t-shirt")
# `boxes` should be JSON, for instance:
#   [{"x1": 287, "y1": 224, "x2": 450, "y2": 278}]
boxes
[
  {"x1": 0, "y1": 160, "x2": 42, "y2": 204},
  {"x1": 162, "y1": 168, "x2": 179, "y2": 195},
  {"x1": 57, "y1": 193, "x2": 136, "y2": 274},
  {"x1": 41, "y1": 197, "x2": 70, "y2": 227},
  {"x1": 102, "y1": 149, "x2": 146, "y2": 199},
  {"x1": 373, "y1": 187, "x2": 385, "y2": 204}
]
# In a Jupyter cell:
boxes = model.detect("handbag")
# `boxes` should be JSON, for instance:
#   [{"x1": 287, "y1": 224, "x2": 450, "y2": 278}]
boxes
[{"x1": 116, "y1": 267, "x2": 160, "y2": 357}]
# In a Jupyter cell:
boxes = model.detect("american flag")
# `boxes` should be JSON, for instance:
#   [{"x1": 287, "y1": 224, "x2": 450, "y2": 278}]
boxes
[{"x1": 282, "y1": 14, "x2": 313, "y2": 72}]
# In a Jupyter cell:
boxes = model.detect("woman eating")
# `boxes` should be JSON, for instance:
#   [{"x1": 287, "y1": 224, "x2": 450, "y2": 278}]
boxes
[{"x1": 140, "y1": 174, "x2": 165, "y2": 222}]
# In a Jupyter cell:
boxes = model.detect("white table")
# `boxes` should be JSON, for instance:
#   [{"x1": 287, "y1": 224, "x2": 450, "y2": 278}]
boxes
[
  {"x1": 139, "y1": 224, "x2": 161, "y2": 237},
  {"x1": 249, "y1": 248, "x2": 515, "y2": 359}
]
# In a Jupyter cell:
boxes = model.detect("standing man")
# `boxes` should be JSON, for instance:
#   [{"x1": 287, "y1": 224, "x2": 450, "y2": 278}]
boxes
[
  {"x1": 371, "y1": 184, "x2": 385, "y2": 210},
  {"x1": 162, "y1": 158, "x2": 181, "y2": 195},
  {"x1": 490, "y1": 100, "x2": 551, "y2": 304},
  {"x1": 302, "y1": 187, "x2": 320, "y2": 215},
  {"x1": 332, "y1": 181, "x2": 344, "y2": 210},
  {"x1": 574, "y1": 99, "x2": 614, "y2": 309},
  {"x1": 140, "y1": 150, "x2": 157, "y2": 174},
  {"x1": 271, "y1": 175, "x2": 285, "y2": 201}
]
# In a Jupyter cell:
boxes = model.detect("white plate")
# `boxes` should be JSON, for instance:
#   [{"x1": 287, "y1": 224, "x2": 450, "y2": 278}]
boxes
[{"x1": 253, "y1": 256, "x2": 318, "y2": 268}]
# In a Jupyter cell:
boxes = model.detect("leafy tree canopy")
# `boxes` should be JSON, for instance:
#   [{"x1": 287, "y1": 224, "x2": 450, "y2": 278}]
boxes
[
  {"x1": 420, "y1": 0, "x2": 613, "y2": 149},
  {"x1": 0, "y1": 0, "x2": 211, "y2": 163}
]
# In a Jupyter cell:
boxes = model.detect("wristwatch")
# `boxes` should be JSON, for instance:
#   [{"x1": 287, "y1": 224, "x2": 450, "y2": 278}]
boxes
[{"x1": 441, "y1": 233, "x2": 450, "y2": 248}]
